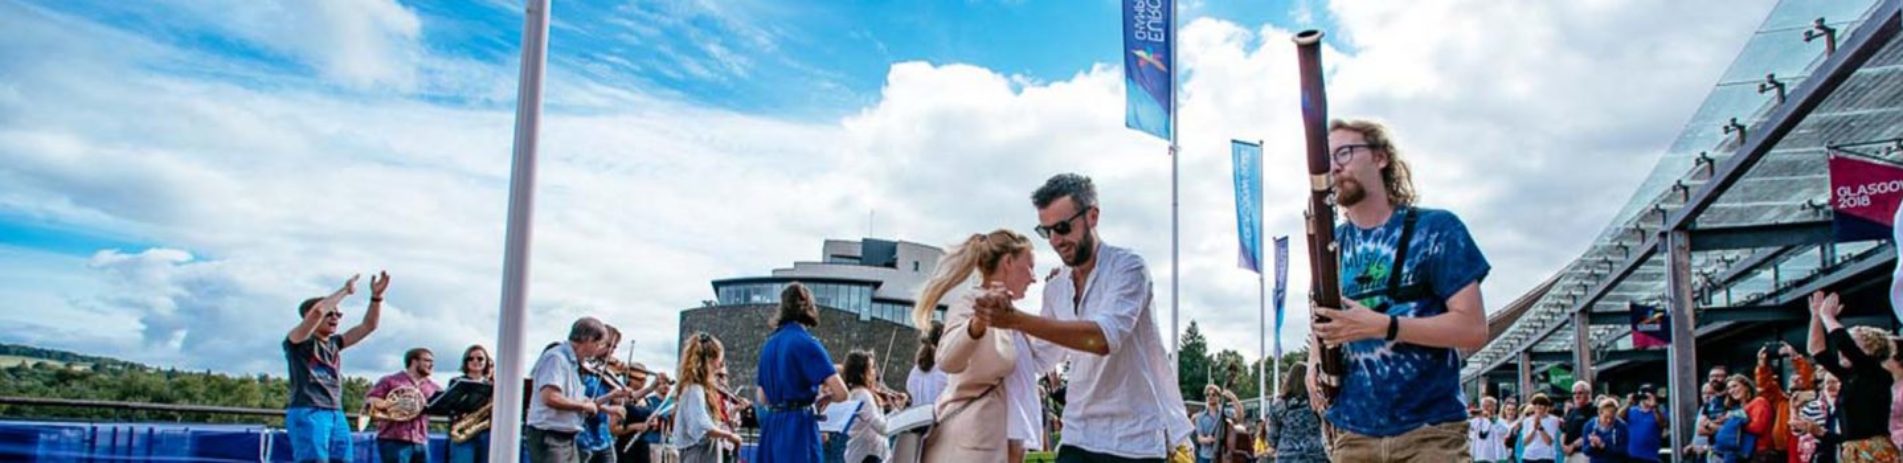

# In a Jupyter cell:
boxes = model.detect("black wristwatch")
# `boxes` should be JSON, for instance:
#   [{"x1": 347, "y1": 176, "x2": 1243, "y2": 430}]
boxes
[{"x1": 1384, "y1": 314, "x2": 1400, "y2": 341}]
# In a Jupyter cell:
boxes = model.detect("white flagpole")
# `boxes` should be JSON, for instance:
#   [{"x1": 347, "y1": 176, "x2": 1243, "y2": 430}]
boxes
[
  {"x1": 1258, "y1": 255, "x2": 1267, "y2": 421},
  {"x1": 1168, "y1": 0, "x2": 1181, "y2": 361},
  {"x1": 1256, "y1": 140, "x2": 1269, "y2": 423},
  {"x1": 489, "y1": 0, "x2": 551, "y2": 461}
]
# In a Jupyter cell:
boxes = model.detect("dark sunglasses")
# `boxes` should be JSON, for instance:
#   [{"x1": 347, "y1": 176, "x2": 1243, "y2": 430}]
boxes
[
  {"x1": 1034, "y1": 207, "x2": 1094, "y2": 239},
  {"x1": 322, "y1": 311, "x2": 344, "y2": 319}
]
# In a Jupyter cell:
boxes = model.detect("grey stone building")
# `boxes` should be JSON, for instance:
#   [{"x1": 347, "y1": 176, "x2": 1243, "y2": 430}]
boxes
[{"x1": 678, "y1": 238, "x2": 950, "y2": 392}]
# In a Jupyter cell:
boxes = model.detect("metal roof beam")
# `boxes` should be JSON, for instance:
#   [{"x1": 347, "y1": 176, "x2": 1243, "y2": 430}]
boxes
[{"x1": 1688, "y1": 221, "x2": 1835, "y2": 251}]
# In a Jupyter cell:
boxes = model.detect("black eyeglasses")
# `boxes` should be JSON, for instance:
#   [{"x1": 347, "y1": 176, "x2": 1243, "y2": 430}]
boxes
[
  {"x1": 1331, "y1": 144, "x2": 1373, "y2": 166},
  {"x1": 1034, "y1": 207, "x2": 1094, "y2": 239}
]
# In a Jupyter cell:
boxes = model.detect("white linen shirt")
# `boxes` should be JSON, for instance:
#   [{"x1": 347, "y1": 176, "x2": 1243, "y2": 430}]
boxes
[
  {"x1": 1027, "y1": 242, "x2": 1194, "y2": 459},
  {"x1": 905, "y1": 366, "x2": 947, "y2": 409}
]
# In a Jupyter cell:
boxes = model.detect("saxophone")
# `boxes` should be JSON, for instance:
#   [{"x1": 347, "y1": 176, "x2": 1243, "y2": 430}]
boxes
[{"x1": 450, "y1": 402, "x2": 493, "y2": 443}]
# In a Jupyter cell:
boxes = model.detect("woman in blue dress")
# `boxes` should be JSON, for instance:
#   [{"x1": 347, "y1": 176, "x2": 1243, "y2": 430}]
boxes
[{"x1": 756, "y1": 283, "x2": 851, "y2": 463}]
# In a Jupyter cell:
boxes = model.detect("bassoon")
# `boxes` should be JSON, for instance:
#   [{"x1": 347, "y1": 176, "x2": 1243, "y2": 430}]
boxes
[{"x1": 1293, "y1": 29, "x2": 1344, "y2": 402}]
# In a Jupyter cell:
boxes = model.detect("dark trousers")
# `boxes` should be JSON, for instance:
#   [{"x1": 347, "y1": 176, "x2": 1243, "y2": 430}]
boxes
[
  {"x1": 527, "y1": 427, "x2": 581, "y2": 463},
  {"x1": 1055, "y1": 445, "x2": 1166, "y2": 463},
  {"x1": 376, "y1": 439, "x2": 428, "y2": 463}
]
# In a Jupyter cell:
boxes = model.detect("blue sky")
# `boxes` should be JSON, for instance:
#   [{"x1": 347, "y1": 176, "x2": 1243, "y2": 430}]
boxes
[
  {"x1": 0, "y1": 0, "x2": 1775, "y2": 377},
  {"x1": 21, "y1": 0, "x2": 1334, "y2": 118},
  {"x1": 0, "y1": 0, "x2": 1342, "y2": 261}
]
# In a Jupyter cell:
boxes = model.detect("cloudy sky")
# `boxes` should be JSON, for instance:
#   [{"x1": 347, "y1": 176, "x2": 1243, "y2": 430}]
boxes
[{"x1": 0, "y1": 0, "x2": 1777, "y2": 379}]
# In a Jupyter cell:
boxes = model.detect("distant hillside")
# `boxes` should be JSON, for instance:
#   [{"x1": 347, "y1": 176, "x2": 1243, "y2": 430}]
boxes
[
  {"x1": 0, "y1": 344, "x2": 146, "y2": 371},
  {"x1": 0, "y1": 343, "x2": 369, "y2": 424}
]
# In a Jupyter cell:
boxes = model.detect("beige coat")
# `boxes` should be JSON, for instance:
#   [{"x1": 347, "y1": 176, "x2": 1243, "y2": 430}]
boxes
[{"x1": 921, "y1": 293, "x2": 1017, "y2": 462}]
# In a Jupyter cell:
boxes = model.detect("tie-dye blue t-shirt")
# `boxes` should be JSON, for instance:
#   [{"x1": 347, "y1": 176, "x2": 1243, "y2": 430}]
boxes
[{"x1": 1323, "y1": 207, "x2": 1490, "y2": 437}]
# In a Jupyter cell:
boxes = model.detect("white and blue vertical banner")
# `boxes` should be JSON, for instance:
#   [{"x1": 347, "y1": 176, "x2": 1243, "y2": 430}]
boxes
[
  {"x1": 1123, "y1": 0, "x2": 1173, "y2": 141},
  {"x1": 1272, "y1": 236, "x2": 1289, "y2": 359},
  {"x1": 1232, "y1": 140, "x2": 1263, "y2": 273}
]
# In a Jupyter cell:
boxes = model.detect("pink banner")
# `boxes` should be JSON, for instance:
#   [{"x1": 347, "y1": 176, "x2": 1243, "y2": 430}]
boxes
[{"x1": 1829, "y1": 155, "x2": 1903, "y2": 242}]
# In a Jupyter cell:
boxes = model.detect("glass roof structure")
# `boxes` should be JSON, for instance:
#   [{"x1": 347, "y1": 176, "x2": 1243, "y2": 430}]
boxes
[{"x1": 1464, "y1": 0, "x2": 1903, "y2": 382}]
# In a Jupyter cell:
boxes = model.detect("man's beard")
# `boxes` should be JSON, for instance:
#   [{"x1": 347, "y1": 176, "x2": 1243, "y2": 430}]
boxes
[
  {"x1": 1063, "y1": 228, "x2": 1097, "y2": 267},
  {"x1": 1336, "y1": 176, "x2": 1368, "y2": 207}
]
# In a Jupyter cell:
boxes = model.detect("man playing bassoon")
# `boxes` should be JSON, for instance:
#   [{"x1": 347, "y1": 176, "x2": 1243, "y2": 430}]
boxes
[{"x1": 1306, "y1": 119, "x2": 1492, "y2": 462}]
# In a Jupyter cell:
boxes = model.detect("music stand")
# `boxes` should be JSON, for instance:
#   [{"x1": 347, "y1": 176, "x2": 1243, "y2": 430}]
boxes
[{"x1": 425, "y1": 378, "x2": 493, "y2": 416}]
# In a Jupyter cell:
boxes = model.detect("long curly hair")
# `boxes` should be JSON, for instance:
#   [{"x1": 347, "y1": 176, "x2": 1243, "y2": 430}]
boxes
[
  {"x1": 1329, "y1": 118, "x2": 1418, "y2": 208},
  {"x1": 674, "y1": 332, "x2": 724, "y2": 421}
]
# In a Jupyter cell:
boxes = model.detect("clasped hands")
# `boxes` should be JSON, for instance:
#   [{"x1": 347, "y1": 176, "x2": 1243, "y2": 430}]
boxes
[{"x1": 969, "y1": 282, "x2": 1025, "y2": 337}]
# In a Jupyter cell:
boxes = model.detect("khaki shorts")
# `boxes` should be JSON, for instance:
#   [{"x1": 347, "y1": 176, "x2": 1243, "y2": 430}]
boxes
[{"x1": 1329, "y1": 420, "x2": 1471, "y2": 463}]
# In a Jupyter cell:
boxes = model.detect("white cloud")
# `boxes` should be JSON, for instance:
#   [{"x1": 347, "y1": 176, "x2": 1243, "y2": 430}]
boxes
[
  {"x1": 156, "y1": 0, "x2": 424, "y2": 89},
  {"x1": 0, "y1": 0, "x2": 1778, "y2": 380}
]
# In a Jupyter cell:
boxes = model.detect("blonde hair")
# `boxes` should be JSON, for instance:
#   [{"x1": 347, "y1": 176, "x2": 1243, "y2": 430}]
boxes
[
  {"x1": 674, "y1": 332, "x2": 724, "y2": 422},
  {"x1": 913, "y1": 230, "x2": 1035, "y2": 329},
  {"x1": 1849, "y1": 326, "x2": 1893, "y2": 359},
  {"x1": 1597, "y1": 397, "x2": 1619, "y2": 411},
  {"x1": 1329, "y1": 119, "x2": 1417, "y2": 208}
]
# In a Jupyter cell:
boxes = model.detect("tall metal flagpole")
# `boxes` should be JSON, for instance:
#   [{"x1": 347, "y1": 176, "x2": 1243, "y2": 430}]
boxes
[
  {"x1": 1257, "y1": 246, "x2": 1267, "y2": 420},
  {"x1": 1168, "y1": 0, "x2": 1181, "y2": 360},
  {"x1": 1258, "y1": 139, "x2": 1268, "y2": 421},
  {"x1": 489, "y1": 0, "x2": 551, "y2": 461}
]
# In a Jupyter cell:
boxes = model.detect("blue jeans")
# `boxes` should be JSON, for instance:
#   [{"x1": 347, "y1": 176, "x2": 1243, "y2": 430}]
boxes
[
  {"x1": 377, "y1": 439, "x2": 428, "y2": 463},
  {"x1": 450, "y1": 431, "x2": 490, "y2": 463},
  {"x1": 286, "y1": 407, "x2": 352, "y2": 463}
]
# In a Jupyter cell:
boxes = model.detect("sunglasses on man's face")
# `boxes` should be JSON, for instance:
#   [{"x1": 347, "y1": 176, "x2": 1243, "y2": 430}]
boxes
[{"x1": 1035, "y1": 207, "x2": 1093, "y2": 239}]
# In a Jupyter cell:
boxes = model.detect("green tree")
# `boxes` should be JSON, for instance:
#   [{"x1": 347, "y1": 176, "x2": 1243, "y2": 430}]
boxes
[
  {"x1": 1210, "y1": 349, "x2": 1257, "y2": 399},
  {"x1": 1177, "y1": 321, "x2": 1212, "y2": 401}
]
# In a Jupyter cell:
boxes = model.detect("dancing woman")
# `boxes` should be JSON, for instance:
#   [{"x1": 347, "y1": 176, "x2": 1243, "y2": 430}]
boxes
[{"x1": 912, "y1": 230, "x2": 1037, "y2": 462}]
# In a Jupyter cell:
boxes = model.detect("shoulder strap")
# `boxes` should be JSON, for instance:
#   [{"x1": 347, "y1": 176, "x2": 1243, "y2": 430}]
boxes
[
  {"x1": 920, "y1": 382, "x2": 999, "y2": 443},
  {"x1": 1385, "y1": 208, "x2": 1420, "y2": 296}
]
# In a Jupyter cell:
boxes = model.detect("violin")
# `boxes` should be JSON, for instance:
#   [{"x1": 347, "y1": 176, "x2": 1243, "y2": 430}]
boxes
[{"x1": 598, "y1": 357, "x2": 653, "y2": 388}]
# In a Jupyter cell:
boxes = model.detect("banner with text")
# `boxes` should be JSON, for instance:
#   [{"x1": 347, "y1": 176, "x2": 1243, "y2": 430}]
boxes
[
  {"x1": 1273, "y1": 236, "x2": 1289, "y2": 359},
  {"x1": 1232, "y1": 140, "x2": 1263, "y2": 273},
  {"x1": 1122, "y1": 0, "x2": 1173, "y2": 140},
  {"x1": 1828, "y1": 154, "x2": 1903, "y2": 242}
]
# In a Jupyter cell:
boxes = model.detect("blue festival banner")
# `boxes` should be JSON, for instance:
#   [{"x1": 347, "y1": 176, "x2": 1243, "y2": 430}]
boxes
[
  {"x1": 1123, "y1": 0, "x2": 1173, "y2": 140},
  {"x1": 1232, "y1": 140, "x2": 1263, "y2": 273},
  {"x1": 1273, "y1": 236, "x2": 1289, "y2": 359}
]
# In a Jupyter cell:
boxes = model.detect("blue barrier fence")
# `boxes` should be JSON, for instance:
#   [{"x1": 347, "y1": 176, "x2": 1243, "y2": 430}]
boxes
[{"x1": 0, "y1": 420, "x2": 764, "y2": 462}]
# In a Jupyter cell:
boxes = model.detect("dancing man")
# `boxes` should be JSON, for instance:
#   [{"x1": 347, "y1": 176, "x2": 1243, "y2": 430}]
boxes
[
  {"x1": 368, "y1": 348, "x2": 443, "y2": 463},
  {"x1": 976, "y1": 173, "x2": 1193, "y2": 463},
  {"x1": 1305, "y1": 119, "x2": 1490, "y2": 462},
  {"x1": 283, "y1": 272, "x2": 390, "y2": 463}
]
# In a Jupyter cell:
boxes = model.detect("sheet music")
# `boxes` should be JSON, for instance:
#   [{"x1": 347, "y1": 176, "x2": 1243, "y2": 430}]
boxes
[
  {"x1": 816, "y1": 399, "x2": 863, "y2": 434},
  {"x1": 884, "y1": 404, "x2": 934, "y2": 437}
]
